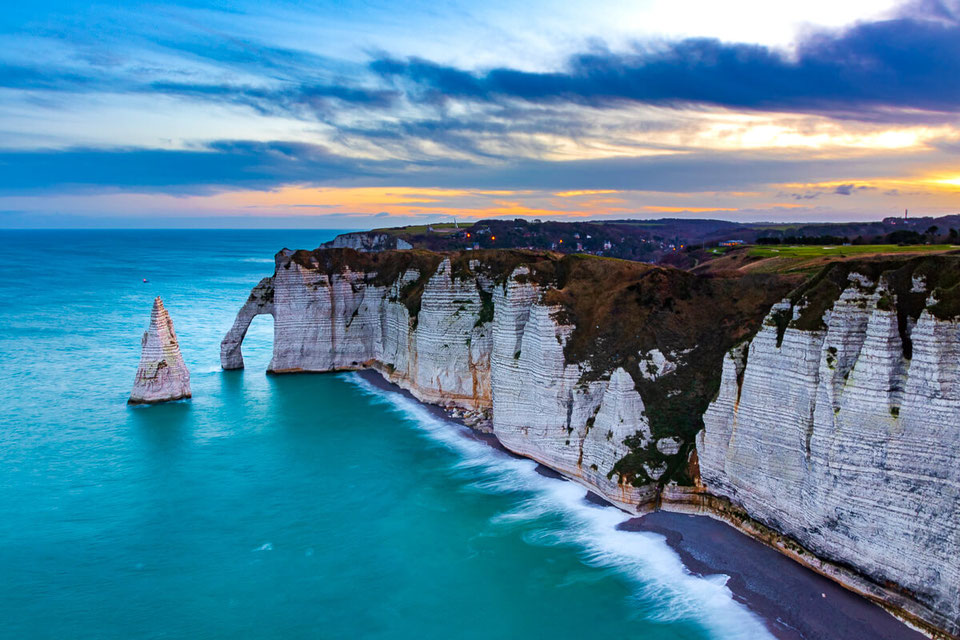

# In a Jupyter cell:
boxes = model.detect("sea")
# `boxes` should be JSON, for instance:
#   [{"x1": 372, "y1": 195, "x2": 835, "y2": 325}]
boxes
[{"x1": 0, "y1": 230, "x2": 773, "y2": 639}]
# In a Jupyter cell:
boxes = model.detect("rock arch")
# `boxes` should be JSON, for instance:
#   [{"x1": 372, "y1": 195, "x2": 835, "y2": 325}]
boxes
[{"x1": 220, "y1": 277, "x2": 275, "y2": 370}]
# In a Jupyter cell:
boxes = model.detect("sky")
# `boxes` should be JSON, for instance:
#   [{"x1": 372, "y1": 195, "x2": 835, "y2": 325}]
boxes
[{"x1": 2, "y1": 0, "x2": 959, "y2": 228}]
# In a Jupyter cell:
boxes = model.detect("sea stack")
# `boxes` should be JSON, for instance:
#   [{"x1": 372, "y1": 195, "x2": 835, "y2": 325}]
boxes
[{"x1": 129, "y1": 296, "x2": 191, "y2": 404}]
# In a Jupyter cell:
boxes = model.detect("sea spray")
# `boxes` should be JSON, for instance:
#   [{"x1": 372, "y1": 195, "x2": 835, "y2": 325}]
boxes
[{"x1": 347, "y1": 372, "x2": 774, "y2": 640}]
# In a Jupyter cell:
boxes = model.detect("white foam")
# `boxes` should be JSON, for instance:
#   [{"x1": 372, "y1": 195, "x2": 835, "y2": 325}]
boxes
[
  {"x1": 347, "y1": 372, "x2": 774, "y2": 640},
  {"x1": 195, "y1": 366, "x2": 223, "y2": 374}
]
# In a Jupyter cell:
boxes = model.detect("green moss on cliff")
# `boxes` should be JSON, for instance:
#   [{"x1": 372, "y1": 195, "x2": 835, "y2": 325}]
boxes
[
  {"x1": 781, "y1": 253, "x2": 960, "y2": 358},
  {"x1": 537, "y1": 256, "x2": 796, "y2": 486}
]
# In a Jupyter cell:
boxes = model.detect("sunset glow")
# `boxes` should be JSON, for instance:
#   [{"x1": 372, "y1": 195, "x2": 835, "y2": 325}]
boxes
[{"x1": 1, "y1": 0, "x2": 958, "y2": 227}]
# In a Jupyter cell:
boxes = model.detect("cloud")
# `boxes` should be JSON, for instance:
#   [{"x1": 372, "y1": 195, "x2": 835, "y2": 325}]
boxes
[
  {"x1": 0, "y1": 139, "x2": 943, "y2": 197},
  {"x1": 0, "y1": 142, "x2": 389, "y2": 194},
  {"x1": 371, "y1": 6, "x2": 960, "y2": 118},
  {"x1": 781, "y1": 191, "x2": 821, "y2": 200},
  {"x1": 11, "y1": 5, "x2": 960, "y2": 130},
  {"x1": 833, "y1": 183, "x2": 874, "y2": 195},
  {"x1": 0, "y1": 64, "x2": 100, "y2": 91},
  {"x1": 147, "y1": 81, "x2": 399, "y2": 119}
]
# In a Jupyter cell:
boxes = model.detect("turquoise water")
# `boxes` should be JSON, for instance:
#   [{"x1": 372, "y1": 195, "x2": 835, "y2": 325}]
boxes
[{"x1": 0, "y1": 230, "x2": 771, "y2": 640}]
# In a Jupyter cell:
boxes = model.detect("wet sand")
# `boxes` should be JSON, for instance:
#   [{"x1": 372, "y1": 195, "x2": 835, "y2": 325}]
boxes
[{"x1": 355, "y1": 369, "x2": 928, "y2": 640}]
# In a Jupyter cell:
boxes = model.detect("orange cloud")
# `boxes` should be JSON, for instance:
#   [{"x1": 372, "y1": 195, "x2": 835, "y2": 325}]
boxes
[
  {"x1": 554, "y1": 189, "x2": 621, "y2": 197},
  {"x1": 641, "y1": 206, "x2": 739, "y2": 213}
]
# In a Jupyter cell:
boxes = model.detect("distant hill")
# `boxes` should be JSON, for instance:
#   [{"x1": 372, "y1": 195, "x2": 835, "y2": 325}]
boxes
[{"x1": 324, "y1": 214, "x2": 960, "y2": 266}]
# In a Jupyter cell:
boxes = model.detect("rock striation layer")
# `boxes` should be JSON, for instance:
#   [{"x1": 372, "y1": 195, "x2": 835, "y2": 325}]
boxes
[
  {"x1": 130, "y1": 297, "x2": 191, "y2": 404},
  {"x1": 698, "y1": 259, "x2": 960, "y2": 638}
]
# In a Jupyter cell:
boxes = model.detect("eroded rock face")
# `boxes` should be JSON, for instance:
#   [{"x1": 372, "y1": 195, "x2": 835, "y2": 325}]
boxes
[
  {"x1": 490, "y1": 281, "x2": 655, "y2": 509},
  {"x1": 129, "y1": 297, "x2": 191, "y2": 404},
  {"x1": 222, "y1": 252, "x2": 661, "y2": 509},
  {"x1": 698, "y1": 272, "x2": 960, "y2": 636}
]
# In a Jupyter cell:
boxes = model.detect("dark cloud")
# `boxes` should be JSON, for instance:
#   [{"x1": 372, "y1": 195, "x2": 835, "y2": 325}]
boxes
[
  {"x1": 781, "y1": 191, "x2": 821, "y2": 200},
  {"x1": 0, "y1": 140, "x2": 940, "y2": 196},
  {"x1": 372, "y1": 6, "x2": 960, "y2": 118},
  {"x1": 833, "y1": 184, "x2": 874, "y2": 195},
  {"x1": 0, "y1": 142, "x2": 390, "y2": 194},
  {"x1": 931, "y1": 138, "x2": 960, "y2": 153},
  {"x1": 419, "y1": 153, "x2": 911, "y2": 192},
  {"x1": 0, "y1": 63, "x2": 397, "y2": 120}
]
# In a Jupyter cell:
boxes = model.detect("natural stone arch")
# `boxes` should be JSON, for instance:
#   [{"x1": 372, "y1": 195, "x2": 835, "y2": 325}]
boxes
[{"x1": 220, "y1": 277, "x2": 275, "y2": 370}]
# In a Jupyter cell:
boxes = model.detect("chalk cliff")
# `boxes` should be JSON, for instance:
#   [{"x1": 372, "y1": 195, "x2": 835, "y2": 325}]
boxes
[
  {"x1": 130, "y1": 297, "x2": 191, "y2": 404},
  {"x1": 222, "y1": 248, "x2": 788, "y2": 508},
  {"x1": 225, "y1": 247, "x2": 960, "y2": 638},
  {"x1": 319, "y1": 231, "x2": 412, "y2": 252},
  {"x1": 698, "y1": 258, "x2": 960, "y2": 638}
]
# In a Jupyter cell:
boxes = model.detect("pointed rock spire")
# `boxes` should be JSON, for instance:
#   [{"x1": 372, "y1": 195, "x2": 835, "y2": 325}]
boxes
[{"x1": 129, "y1": 296, "x2": 191, "y2": 404}]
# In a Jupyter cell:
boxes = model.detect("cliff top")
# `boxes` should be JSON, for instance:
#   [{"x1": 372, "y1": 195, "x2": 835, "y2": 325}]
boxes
[
  {"x1": 321, "y1": 214, "x2": 960, "y2": 266},
  {"x1": 695, "y1": 243, "x2": 960, "y2": 276},
  {"x1": 781, "y1": 254, "x2": 960, "y2": 359}
]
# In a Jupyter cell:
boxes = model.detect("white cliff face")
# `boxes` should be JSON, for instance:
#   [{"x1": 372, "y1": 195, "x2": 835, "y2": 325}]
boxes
[
  {"x1": 270, "y1": 263, "x2": 385, "y2": 372},
  {"x1": 639, "y1": 348, "x2": 678, "y2": 380},
  {"x1": 130, "y1": 297, "x2": 191, "y2": 404},
  {"x1": 489, "y1": 274, "x2": 656, "y2": 510},
  {"x1": 320, "y1": 232, "x2": 412, "y2": 252},
  {"x1": 698, "y1": 274, "x2": 960, "y2": 636},
  {"x1": 404, "y1": 259, "x2": 492, "y2": 408},
  {"x1": 223, "y1": 255, "x2": 661, "y2": 512},
  {"x1": 222, "y1": 252, "x2": 496, "y2": 411},
  {"x1": 321, "y1": 232, "x2": 389, "y2": 251}
]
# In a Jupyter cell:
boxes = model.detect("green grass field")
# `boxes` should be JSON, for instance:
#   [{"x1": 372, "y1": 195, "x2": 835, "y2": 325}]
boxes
[
  {"x1": 747, "y1": 244, "x2": 958, "y2": 258},
  {"x1": 372, "y1": 223, "x2": 460, "y2": 236}
]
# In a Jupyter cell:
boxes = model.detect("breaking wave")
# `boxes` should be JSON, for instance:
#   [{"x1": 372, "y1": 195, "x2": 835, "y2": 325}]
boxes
[{"x1": 347, "y1": 372, "x2": 773, "y2": 640}]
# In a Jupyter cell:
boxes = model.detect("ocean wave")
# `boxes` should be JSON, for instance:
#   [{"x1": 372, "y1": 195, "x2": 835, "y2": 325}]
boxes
[{"x1": 346, "y1": 372, "x2": 774, "y2": 640}]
